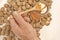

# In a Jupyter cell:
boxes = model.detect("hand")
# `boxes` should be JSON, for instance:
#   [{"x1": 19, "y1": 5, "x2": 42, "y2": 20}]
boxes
[{"x1": 9, "y1": 11, "x2": 39, "y2": 40}]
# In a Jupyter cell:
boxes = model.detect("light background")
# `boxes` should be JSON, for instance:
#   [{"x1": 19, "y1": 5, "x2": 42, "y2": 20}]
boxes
[
  {"x1": 0, "y1": 0, "x2": 60, "y2": 40},
  {"x1": 40, "y1": 0, "x2": 60, "y2": 40}
]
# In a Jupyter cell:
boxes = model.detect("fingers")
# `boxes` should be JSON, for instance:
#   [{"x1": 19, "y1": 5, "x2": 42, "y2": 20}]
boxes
[
  {"x1": 9, "y1": 18, "x2": 22, "y2": 37},
  {"x1": 23, "y1": 16, "x2": 30, "y2": 22},
  {"x1": 22, "y1": 14, "x2": 30, "y2": 22},
  {"x1": 12, "y1": 11, "x2": 28, "y2": 26}
]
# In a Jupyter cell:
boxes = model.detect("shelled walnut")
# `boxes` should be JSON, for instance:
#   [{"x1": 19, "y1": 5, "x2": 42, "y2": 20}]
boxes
[
  {"x1": 0, "y1": 10, "x2": 4, "y2": 17},
  {"x1": 7, "y1": 36, "x2": 12, "y2": 40},
  {"x1": 0, "y1": 28, "x2": 2, "y2": 35},
  {"x1": 5, "y1": 26, "x2": 11, "y2": 36},
  {"x1": 10, "y1": 31, "x2": 15, "y2": 37},
  {"x1": 0, "y1": 17, "x2": 4, "y2": 25},
  {"x1": 1, "y1": 26, "x2": 6, "y2": 35},
  {"x1": 3, "y1": 37, "x2": 7, "y2": 40}
]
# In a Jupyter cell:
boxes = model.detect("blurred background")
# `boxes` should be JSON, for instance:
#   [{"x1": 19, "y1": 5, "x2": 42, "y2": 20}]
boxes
[
  {"x1": 40, "y1": 0, "x2": 60, "y2": 40},
  {"x1": 0, "y1": 0, "x2": 60, "y2": 40}
]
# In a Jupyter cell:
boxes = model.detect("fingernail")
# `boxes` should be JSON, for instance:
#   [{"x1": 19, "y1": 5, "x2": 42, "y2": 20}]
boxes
[{"x1": 8, "y1": 15, "x2": 13, "y2": 21}]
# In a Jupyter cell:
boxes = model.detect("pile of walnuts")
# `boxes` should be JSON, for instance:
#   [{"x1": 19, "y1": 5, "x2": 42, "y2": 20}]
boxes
[{"x1": 0, "y1": 0, "x2": 52, "y2": 40}]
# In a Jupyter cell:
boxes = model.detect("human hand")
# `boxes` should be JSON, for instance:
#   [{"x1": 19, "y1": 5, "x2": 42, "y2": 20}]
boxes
[{"x1": 9, "y1": 11, "x2": 39, "y2": 40}]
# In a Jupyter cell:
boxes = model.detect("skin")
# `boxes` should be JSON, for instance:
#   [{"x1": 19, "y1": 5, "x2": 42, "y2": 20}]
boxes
[{"x1": 9, "y1": 11, "x2": 39, "y2": 40}]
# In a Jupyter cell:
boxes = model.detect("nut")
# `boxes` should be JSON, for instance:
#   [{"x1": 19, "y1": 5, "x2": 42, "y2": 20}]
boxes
[
  {"x1": 0, "y1": 17, "x2": 4, "y2": 25},
  {"x1": 10, "y1": 31, "x2": 15, "y2": 37},
  {"x1": 3, "y1": 37, "x2": 7, "y2": 40}
]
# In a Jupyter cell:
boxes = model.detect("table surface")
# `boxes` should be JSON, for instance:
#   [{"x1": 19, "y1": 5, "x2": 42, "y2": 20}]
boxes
[{"x1": 0, "y1": 0, "x2": 60, "y2": 40}]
